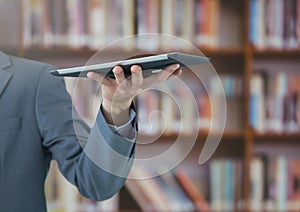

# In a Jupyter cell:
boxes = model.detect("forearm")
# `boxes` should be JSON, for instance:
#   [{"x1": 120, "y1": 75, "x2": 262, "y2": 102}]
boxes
[
  {"x1": 101, "y1": 99, "x2": 131, "y2": 126},
  {"x1": 52, "y1": 109, "x2": 136, "y2": 201}
]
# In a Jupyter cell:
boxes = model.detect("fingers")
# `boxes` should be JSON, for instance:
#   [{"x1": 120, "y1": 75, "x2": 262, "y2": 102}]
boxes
[
  {"x1": 113, "y1": 66, "x2": 127, "y2": 86},
  {"x1": 88, "y1": 64, "x2": 182, "y2": 90},
  {"x1": 87, "y1": 72, "x2": 113, "y2": 87},
  {"x1": 166, "y1": 68, "x2": 182, "y2": 80},
  {"x1": 131, "y1": 65, "x2": 143, "y2": 87},
  {"x1": 157, "y1": 63, "x2": 180, "y2": 81},
  {"x1": 173, "y1": 68, "x2": 182, "y2": 76}
]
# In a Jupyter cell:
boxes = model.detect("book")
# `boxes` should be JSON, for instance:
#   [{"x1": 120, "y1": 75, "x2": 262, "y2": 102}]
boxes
[
  {"x1": 250, "y1": 71, "x2": 300, "y2": 133},
  {"x1": 250, "y1": 73, "x2": 265, "y2": 132},
  {"x1": 157, "y1": 168, "x2": 197, "y2": 211},
  {"x1": 160, "y1": 82, "x2": 177, "y2": 135},
  {"x1": 287, "y1": 159, "x2": 300, "y2": 210},
  {"x1": 284, "y1": 0, "x2": 298, "y2": 49},
  {"x1": 136, "y1": 0, "x2": 160, "y2": 50},
  {"x1": 66, "y1": 0, "x2": 88, "y2": 48},
  {"x1": 154, "y1": 173, "x2": 193, "y2": 211},
  {"x1": 250, "y1": 157, "x2": 264, "y2": 211},
  {"x1": 250, "y1": 0, "x2": 300, "y2": 49},
  {"x1": 128, "y1": 166, "x2": 171, "y2": 211},
  {"x1": 194, "y1": 0, "x2": 206, "y2": 46},
  {"x1": 249, "y1": 156, "x2": 300, "y2": 211},
  {"x1": 136, "y1": 88, "x2": 161, "y2": 135},
  {"x1": 297, "y1": 0, "x2": 300, "y2": 45},
  {"x1": 223, "y1": 160, "x2": 235, "y2": 211},
  {"x1": 194, "y1": 0, "x2": 220, "y2": 48},
  {"x1": 160, "y1": 0, "x2": 175, "y2": 49},
  {"x1": 276, "y1": 156, "x2": 288, "y2": 211},
  {"x1": 88, "y1": 0, "x2": 106, "y2": 49},
  {"x1": 210, "y1": 160, "x2": 223, "y2": 211},
  {"x1": 208, "y1": 159, "x2": 243, "y2": 211},
  {"x1": 125, "y1": 178, "x2": 154, "y2": 211},
  {"x1": 174, "y1": 168, "x2": 209, "y2": 212}
]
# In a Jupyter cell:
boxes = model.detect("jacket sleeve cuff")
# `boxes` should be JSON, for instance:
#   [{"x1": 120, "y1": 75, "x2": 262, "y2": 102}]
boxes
[
  {"x1": 84, "y1": 104, "x2": 137, "y2": 159},
  {"x1": 107, "y1": 108, "x2": 136, "y2": 140}
]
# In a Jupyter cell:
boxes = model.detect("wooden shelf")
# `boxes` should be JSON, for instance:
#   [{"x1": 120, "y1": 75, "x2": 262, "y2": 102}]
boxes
[
  {"x1": 137, "y1": 131, "x2": 244, "y2": 141},
  {"x1": 23, "y1": 46, "x2": 96, "y2": 59},
  {"x1": 253, "y1": 132, "x2": 300, "y2": 141},
  {"x1": 252, "y1": 48, "x2": 300, "y2": 57},
  {"x1": 200, "y1": 47, "x2": 245, "y2": 56},
  {"x1": 22, "y1": 46, "x2": 245, "y2": 59},
  {"x1": 197, "y1": 131, "x2": 244, "y2": 139}
]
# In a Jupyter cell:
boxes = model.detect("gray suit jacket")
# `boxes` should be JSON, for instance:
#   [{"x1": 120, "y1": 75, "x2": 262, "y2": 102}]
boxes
[{"x1": 0, "y1": 51, "x2": 136, "y2": 212}]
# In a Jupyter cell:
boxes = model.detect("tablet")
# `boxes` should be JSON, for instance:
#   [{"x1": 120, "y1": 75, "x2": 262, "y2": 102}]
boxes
[{"x1": 50, "y1": 52, "x2": 210, "y2": 78}]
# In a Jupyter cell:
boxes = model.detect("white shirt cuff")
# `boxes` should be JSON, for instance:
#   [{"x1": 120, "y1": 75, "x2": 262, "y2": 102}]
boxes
[{"x1": 107, "y1": 108, "x2": 137, "y2": 140}]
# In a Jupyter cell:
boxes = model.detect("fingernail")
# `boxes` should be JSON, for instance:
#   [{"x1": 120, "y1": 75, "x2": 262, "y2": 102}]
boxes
[
  {"x1": 113, "y1": 67, "x2": 122, "y2": 74},
  {"x1": 87, "y1": 72, "x2": 93, "y2": 78},
  {"x1": 131, "y1": 66, "x2": 141, "y2": 73},
  {"x1": 173, "y1": 64, "x2": 180, "y2": 70}
]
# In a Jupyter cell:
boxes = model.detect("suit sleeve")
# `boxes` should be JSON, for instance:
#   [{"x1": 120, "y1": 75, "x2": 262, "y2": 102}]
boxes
[{"x1": 35, "y1": 66, "x2": 136, "y2": 201}]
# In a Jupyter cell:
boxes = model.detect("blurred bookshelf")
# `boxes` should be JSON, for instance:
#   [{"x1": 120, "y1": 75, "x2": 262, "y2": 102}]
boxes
[{"x1": 0, "y1": 0, "x2": 300, "y2": 211}]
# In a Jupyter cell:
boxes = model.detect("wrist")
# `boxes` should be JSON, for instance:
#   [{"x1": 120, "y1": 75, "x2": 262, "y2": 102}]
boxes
[
  {"x1": 102, "y1": 99, "x2": 131, "y2": 114},
  {"x1": 102, "y1": 99, "x2": 132, "y2": 126}
]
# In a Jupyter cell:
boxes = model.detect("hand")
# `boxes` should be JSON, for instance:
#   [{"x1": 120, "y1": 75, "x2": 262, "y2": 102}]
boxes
[{"x1": 87, "y1": 64, "x2": 182, "y2": 126}]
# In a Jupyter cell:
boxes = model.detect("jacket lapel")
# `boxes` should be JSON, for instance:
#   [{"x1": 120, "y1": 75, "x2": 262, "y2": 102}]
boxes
[{"x1": 0, "y1": 51, "x2": 12, "y2": 97}]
